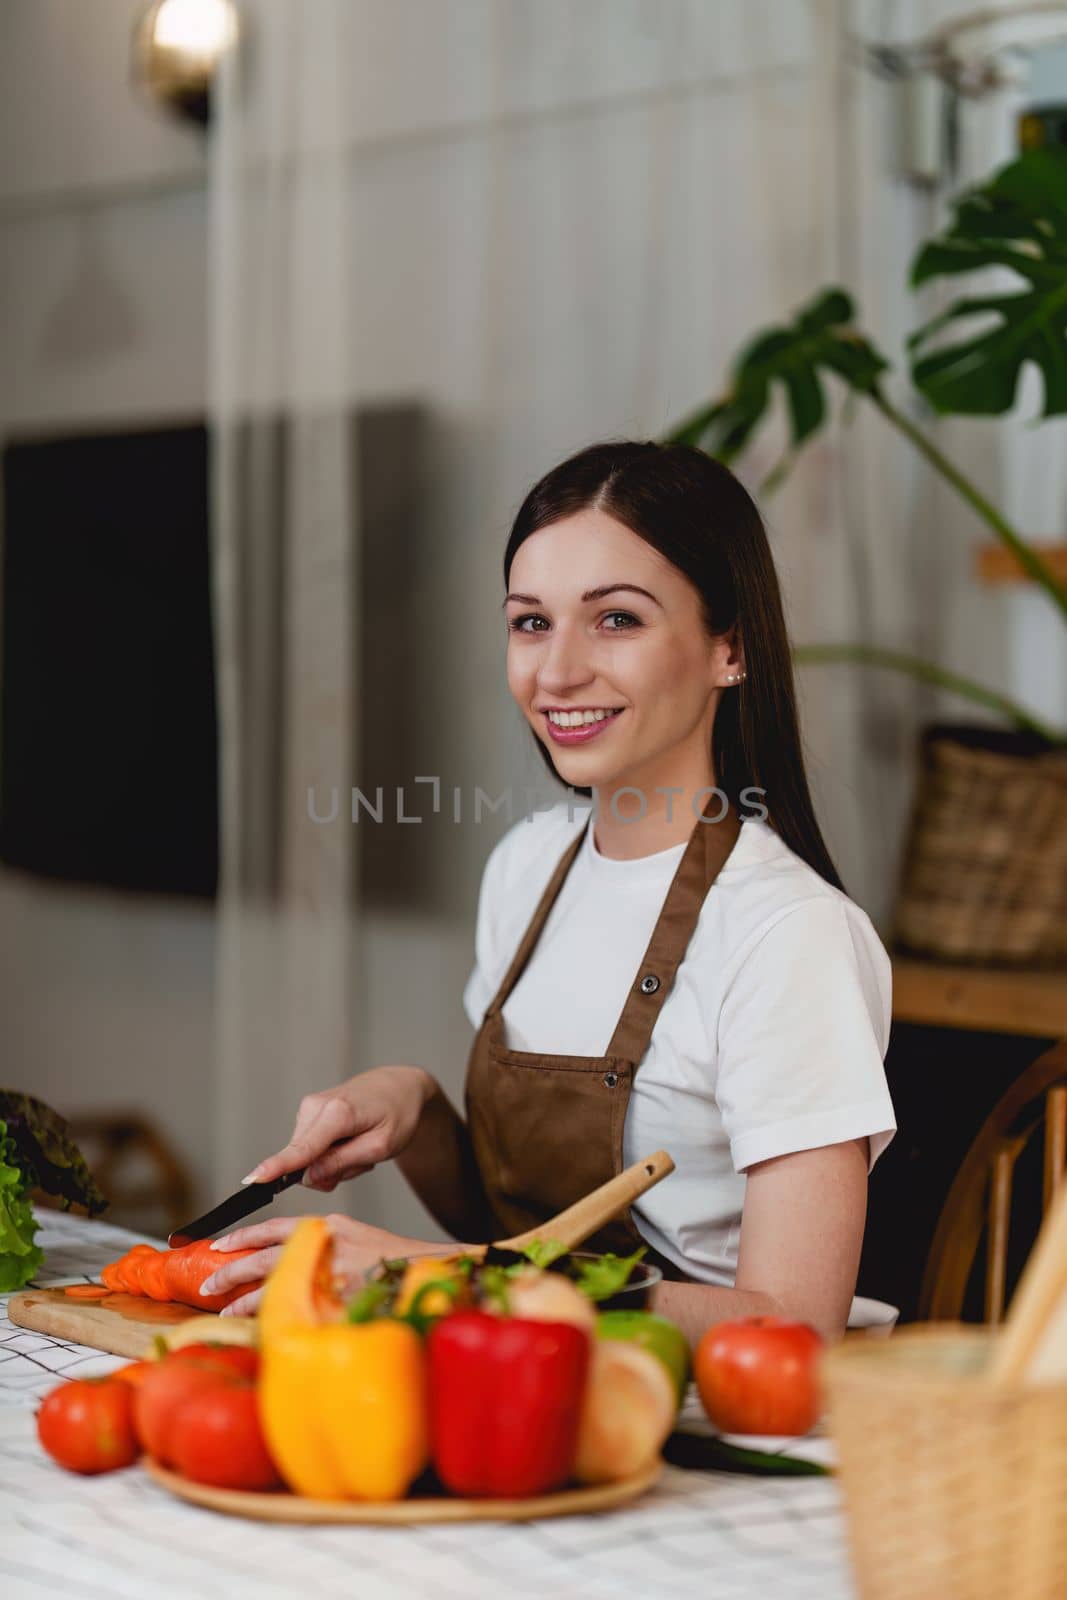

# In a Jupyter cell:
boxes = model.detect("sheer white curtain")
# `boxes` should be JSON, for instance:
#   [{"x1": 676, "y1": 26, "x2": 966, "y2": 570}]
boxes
[
  {"x1": 207, "y1": 0, "x2": 1050, "y2": 1228},
  {"x1": 208, "y1": 0, "x2": 357, "y2": 1198}
]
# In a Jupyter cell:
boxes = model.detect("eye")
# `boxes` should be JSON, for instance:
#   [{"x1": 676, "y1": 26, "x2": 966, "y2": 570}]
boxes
[
  {"x1": 508, "y1": 613, "x2": 549, "y2": 634},
  {"x1": 601, "y1": 610, "x2": 640, "y2": 631}
]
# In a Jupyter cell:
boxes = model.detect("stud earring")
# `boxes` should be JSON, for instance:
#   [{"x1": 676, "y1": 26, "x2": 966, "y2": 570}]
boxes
[{"x1": 724, "y1": 671, "x2": 747, "y2": 685}]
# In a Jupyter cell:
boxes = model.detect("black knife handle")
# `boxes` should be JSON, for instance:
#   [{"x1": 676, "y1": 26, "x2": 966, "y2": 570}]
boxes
[{"x1": 265, "y1": 1167, "x2": 307, "y2": 1196}]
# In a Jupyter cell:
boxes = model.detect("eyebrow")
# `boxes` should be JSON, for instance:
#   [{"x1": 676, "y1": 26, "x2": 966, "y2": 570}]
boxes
[{"x1": 502, "y1": 583, "x2": 663, "y2": 610}]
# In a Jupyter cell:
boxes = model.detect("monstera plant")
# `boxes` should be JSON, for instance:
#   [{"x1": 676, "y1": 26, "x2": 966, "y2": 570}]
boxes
[{"x1": 668, "y1": 148, "x2": 1067, "y2": 744}]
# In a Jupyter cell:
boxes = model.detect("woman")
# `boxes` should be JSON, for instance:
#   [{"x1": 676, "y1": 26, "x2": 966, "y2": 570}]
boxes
[{"x1": 199, "y1": 441, "x2": 896, "y2": 1343}]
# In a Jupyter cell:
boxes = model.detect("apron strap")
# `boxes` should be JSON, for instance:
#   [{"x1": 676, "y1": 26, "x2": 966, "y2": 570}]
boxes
[
  {"x1": 605, "y1": 800, "x2": 741, "y2": 1061},
  {"x1": 485, "y1": 793, "x2": 741, "y2": 1053},
  {"x1": 484, "y1": 816, "x2": 591, "y2": 1018}
]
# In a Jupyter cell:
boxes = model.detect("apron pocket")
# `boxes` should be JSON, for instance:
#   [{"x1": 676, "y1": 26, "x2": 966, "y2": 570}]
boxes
[{"x1": 484, "y1": 1047, "x2": 632, "y2": 1232}]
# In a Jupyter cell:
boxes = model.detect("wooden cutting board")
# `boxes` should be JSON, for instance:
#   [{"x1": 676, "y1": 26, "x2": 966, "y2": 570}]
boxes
[{"x1": 8, "y1": 1287, "x2": 216, "y2": 1359}]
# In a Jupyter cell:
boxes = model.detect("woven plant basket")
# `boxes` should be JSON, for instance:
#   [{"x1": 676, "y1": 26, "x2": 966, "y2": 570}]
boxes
[
  {"x1": 823, "y1": 1325, "x2": 1067, "y2": 1600},
  {"x1": 893, "y1": 725, "x2": 1067, "y2": 967}
]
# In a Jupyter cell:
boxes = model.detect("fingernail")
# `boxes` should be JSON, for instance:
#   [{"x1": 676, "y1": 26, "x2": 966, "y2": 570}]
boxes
[
  {"x1": 199, "y1": 1276, "x2": 218, "y2": 1295},
  {"x1": 218, "y1": 1305, "x2": 233, "y2": 1318},
  {"x1": 240, "y1": 1170, "x2": 262, "y2": 1185},
  {"x1": 210, "y1": 1236, "x2": 231, "y2": 1252}
]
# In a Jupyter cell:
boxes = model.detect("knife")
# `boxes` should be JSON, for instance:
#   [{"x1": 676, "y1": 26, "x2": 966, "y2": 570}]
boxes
[{"x1": 167, "y1": 1167, "x2": 308, "y2": 1247}]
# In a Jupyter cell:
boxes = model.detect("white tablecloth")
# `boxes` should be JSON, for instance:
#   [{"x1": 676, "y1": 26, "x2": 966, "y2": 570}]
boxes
[{"x1": 3, "y1": 1209, "x2": 857, "y2": 1600}]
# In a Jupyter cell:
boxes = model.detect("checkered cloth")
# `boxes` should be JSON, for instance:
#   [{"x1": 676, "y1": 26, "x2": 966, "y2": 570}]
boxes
[{"x1": 2, "y1": 1209, "x2": 857, "y2": 1600}]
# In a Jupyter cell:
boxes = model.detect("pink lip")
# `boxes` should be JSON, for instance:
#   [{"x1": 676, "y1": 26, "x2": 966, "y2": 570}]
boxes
[{"x1": 542, "y1": 709, "x2": 624, "y2": 746}]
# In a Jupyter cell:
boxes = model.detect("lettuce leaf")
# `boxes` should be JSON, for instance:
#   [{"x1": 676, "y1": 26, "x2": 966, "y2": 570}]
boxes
[
  {"x1": 0, "y1": 1119, "x2": 43, "y2": 1293},
  {"x1": 574, "y1": 1246, "x2": 647, "y2": 1302},
  {"x1": 518, "y1": 1237, "x2": 569, "y2": 1270},
  {"x1": 0, "y1": 1092, "x2": 107, "y2": 1215}
]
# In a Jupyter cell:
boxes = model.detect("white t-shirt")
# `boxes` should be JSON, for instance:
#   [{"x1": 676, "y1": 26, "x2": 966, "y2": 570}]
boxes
[{"x1": 462, "y1": 801, "x2": 896, "y2": 1289}]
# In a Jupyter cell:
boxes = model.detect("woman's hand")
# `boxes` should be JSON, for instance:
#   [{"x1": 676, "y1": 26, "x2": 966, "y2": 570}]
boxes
[
  {"x1": 199, "y1": 1213, "x2": 456, "y2": 1317},
  {"x1": 244, "y1": 1066, "x2": 436, "y2": 1192}
]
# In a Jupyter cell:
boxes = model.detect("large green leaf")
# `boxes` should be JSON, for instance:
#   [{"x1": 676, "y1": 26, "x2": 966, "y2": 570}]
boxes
[
  {"x1": 667, "y1": 289, "x2": 889, "y2": 466},
  {"x1": 908, "y1": 150, "x2": 1067, "y2": 416},
  {"x1": 795, "y1": 643, "x2": 1065, "y2": 745}
]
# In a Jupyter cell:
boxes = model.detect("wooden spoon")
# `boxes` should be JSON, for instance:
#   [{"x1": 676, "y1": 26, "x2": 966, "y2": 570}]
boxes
[
  {"x1": 989, "y1": 1179, "x2": 1067, "y2": 1386},
  {"x1": 466, "y1": 1149, "x2": 675, "y2": 1261}
]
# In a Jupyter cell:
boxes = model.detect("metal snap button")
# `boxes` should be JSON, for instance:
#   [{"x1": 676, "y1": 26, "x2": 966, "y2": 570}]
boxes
[
  {"x1": 603, "y1": 1072, "x2": 619, "y2": 1088},
  {"x1": 639, "y1": 974, "x2": 660, "y2": 995}
]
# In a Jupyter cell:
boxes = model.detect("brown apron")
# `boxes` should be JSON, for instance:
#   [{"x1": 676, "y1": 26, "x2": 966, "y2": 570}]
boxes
[{"x1": 465, "y1": 794, "x2": 742, "y2": 1276}]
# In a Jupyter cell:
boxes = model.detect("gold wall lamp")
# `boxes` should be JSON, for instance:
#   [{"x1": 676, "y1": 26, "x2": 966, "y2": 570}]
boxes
[{"x1": 131, "y1": 0, "x2": 239, "y2": 128}]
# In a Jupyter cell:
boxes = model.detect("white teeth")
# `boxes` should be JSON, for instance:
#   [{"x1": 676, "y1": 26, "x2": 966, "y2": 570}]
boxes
[{"x1": 546, "y1": 708, "x2": 619, "y2": 728}]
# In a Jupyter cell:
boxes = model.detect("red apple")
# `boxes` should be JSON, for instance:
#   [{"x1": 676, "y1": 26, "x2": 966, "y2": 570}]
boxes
[{"x1": 694, "y1": 1316, "x2": 824, "y2": 1435}]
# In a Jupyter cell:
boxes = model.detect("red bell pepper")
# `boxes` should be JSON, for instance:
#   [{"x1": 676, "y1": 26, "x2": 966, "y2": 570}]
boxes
[{"x1": 428, "y1": 1310, "x2": 590, "y2": 1498}]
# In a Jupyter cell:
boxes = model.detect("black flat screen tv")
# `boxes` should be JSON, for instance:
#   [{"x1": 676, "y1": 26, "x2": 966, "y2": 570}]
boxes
[{"x1": 0, "y1": 422, "x2": 218, "y2": 898}]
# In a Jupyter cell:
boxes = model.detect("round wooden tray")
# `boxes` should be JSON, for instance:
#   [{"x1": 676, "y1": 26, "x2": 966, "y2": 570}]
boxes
[{"x1": 146, "y1": 1457, "x2": 662, "y2": 1524}]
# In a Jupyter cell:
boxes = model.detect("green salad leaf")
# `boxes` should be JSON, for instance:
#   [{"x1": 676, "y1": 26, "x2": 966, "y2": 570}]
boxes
[
  {"x1": 346, "y1": 1281, "x2": 393, "y2": 1324},
  {"x1": 574, "y1": 1247, "x2": 647, "y2": 1302},
  {"x1": 0, "y1": 1118, "x2": 44, "y2": 1293},
  {"x1": 517, "y1": 1237, "x2": 569, "y2": 1270},
  {"x1": 478, "y1": 1264, "x2": 514, "y2": 1313}
]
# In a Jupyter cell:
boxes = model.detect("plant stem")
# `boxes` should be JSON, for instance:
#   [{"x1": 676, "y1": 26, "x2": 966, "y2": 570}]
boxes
[
  {"x1": 795, "y1": 642, "x2": 1065, "y2": 744},
  {"x1": 871, "y1": 390, "x2": 1067, "y2": 625}
]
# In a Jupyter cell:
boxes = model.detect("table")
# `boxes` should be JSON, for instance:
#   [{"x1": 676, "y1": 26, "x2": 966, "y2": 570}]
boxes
[
  {"x1": 892, "y1": 956, "x2": 1067, "y2": 1039},
  {"x1": 3, "y1": 1210, "x2": 856, "y2": 1600}
]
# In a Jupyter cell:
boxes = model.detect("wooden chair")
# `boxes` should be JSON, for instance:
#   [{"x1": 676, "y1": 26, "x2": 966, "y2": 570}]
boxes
[
  {"x1": 919, "y1": 1038, "x2": 1067, "y2": 1323},
  {"x1": 61, "y1": 1112, "x2": 195, "y2": 1237}
]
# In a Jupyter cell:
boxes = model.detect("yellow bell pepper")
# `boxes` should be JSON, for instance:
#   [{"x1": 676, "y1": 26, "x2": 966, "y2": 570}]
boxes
[
  {"x1": 394, "y1": 1255, "x2": 470, "y2": 1319},
  {"x1": 259, "y1": 1320, "x2": 428, "y2": 1501},
  {"x1": 258, "y1": 1217, "x2": 344, "y2": 1345}
]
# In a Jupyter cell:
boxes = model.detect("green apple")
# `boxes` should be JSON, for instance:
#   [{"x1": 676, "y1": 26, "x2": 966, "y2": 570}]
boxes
[{"x1": 596, "y1": 1309, "x2": 691, "y2": 1408}]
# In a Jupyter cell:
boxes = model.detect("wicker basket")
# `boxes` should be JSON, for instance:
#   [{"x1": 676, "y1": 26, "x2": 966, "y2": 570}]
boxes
[
  {"x1": 823, "y1": 1325, "x2": 1067, "y2": 1600},
  {"x1": 893, "y1": 725, "x2": 1067, "y2": 967}
]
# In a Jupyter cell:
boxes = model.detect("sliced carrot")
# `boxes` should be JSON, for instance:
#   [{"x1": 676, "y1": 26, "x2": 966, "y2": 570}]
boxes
[
  {"x1": 125, "y1": 1247, "x2": 163, "y2": 1295},
  {"x1": 98, "y1": 1241, "x2": 262, "y2": 1312},
  {"x1": 138, "y1": 1251, "x2": 175, "y2": 1302},
  {"x1": 105, "y1": 1244, "x2": 156, "y2": 1294},
  {"x1": 111, "y1": 1251, "x2": 143, "y2": 1294},
  {"x1": 63, "y1": 1284, "x2": 110, "y2": 1300},
  {"x1": 163, "y1": 1240, "x2": 262, "y2": 1313},
  {"x1": 111, "y1": 1253, "x2": 134, "y2": 1291}
]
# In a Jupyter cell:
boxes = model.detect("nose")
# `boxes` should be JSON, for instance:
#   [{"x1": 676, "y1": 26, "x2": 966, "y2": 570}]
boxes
[{"x1": 535, "y1": 622, "x2": 595, "y2": 697}]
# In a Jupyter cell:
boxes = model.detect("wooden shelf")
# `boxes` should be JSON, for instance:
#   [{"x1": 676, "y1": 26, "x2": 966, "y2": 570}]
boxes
[
  {"x1": 893, "y1": 957, "x2": 1067, "y2": 1039},
  {"x1": 975, "y1": 543, "x2": 1067, "y2": 586}
]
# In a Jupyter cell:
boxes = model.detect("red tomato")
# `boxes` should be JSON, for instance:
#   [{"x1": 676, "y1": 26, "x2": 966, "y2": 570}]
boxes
[
  {"x1": 694, "y1": 1316, "x2": 824, "y2": 1436},
  {"x1": 164, "y1": 1344, "x2": 260, "y2": 1379},
  {"x1": 112, "y1": 1360, "x2": 157, "y2": 1390},
  {"x1": 133, "y1": 1348, "x2": 256, "y2": 1465},
  {"x1": 37, "y1": 1378, "x2": 139, "y2": 1475},
  {"x1": 169, "y1": 1380, "x2": 281, "y2": 1491}
]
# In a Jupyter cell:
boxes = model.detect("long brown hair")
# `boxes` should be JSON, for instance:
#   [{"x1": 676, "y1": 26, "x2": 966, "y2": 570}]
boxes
[{"x1": 503, "y1": 440, "x2": 844, "y2": 891}]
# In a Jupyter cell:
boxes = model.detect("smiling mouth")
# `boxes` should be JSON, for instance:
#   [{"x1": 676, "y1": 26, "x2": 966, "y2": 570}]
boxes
[{"x1": 541, "y1": 707, "x2": 624, "y2": 745}]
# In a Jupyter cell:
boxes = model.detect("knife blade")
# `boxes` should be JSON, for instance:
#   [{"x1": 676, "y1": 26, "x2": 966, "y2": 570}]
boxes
[{"x1": 167, "y1": 1167, "x2": 308, "y2": 1247}]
